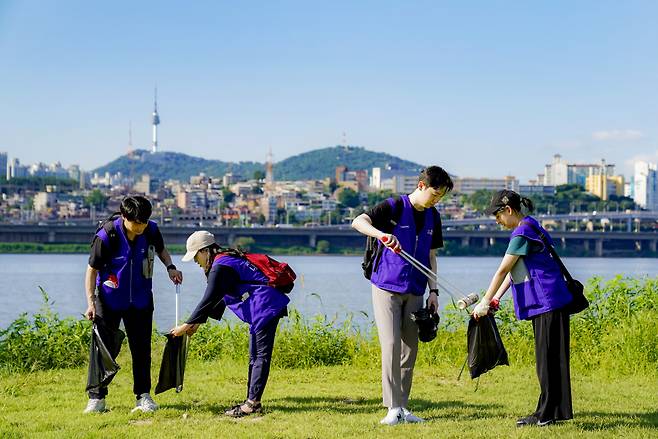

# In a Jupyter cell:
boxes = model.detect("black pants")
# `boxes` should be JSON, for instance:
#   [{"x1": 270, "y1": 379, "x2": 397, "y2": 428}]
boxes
[
  {"x1": 531, "y1": 309, "x2": 573, "y2": 421},
  {"x1": 88, "y1": 298, "x2": 153, "y2": 399},
  {"x1": 246, "y1": 315, "x2": 281, "y2": 401}
]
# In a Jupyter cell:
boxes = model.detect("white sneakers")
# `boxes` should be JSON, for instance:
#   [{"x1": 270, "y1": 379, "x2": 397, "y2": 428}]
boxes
[
  {"x1": 132, "y1": 393, "x2": 158, "y2": 413},
  {"x1": 402, "y1": 407, "x2": 425, "y2": 423},
  {"x1": 84, "y1": 393, "x2": 158, "y2": 414},
  {"x1": 380, "y1": 407, "x2": 425, "y2": 425},
  {"x1": 83, "y1": 398, "x2": 107, "y2": 413},
  {"x1": 380, "y1": 407, "x2": 404, "y2": 425}
]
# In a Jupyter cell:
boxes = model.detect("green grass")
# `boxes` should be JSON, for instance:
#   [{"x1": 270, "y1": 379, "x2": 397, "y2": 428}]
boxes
[
  {"x1": 0, "y1": 357, "x2": 656, "y2": 438},
  {"x1": 1, "y1": 277, "x2": 658, "y2": 437}
]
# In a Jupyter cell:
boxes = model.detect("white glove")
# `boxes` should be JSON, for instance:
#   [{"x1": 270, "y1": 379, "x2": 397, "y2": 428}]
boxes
[{"x1": 473, "y1": 298, "x2": 491, "y2": 318}]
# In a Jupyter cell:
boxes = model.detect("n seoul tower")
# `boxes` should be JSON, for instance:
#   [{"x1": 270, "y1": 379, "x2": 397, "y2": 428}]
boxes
[{"x1": 151, "y1": 87, "x2": 160, "y2": 154}]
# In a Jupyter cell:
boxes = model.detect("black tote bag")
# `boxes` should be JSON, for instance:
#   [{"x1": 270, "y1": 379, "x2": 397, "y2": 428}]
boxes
[{"x1": 524, "y1": 222, "x2": 589, "y2": 315}]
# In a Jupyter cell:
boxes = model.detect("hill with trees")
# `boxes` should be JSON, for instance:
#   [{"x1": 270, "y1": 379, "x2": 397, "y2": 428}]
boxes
[{"x1": 92, "y1": 146, "x2": 423, "y2": 182}]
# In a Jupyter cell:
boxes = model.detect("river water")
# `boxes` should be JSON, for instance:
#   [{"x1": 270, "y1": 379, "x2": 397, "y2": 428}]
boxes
[{"x1": 1, "y1": 254, "x2": 656, "y2": 330}]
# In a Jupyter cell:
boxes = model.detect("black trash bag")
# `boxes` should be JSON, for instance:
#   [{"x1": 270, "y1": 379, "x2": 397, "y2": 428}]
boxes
[
  {"x1": 155, "y1": 333, "x2": 189, "y2": 394},
  {"x1": 86, "y1": 321, "x2": 125, "y2": 392},
  {"x1": 466, "y1": 315, "x2": 509, "y2": 379}
]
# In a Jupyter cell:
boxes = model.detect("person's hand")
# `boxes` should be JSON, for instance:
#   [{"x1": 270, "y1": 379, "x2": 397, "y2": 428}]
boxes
[
  {"x1": 170, "y1": 323, "x2": 190, "y2": 337},
  {"x1": 186, "y1": 323, "x2": 201, "y2": 336},
  {"x1": 380, "y1": 234, "x2": 401, "y2": 253},
  {"x1": 85, "y1": 303, "x2": 96, "y2": 321},
  {"x1": 427, "y1": 292, "x2": 439, "y2": 313},
  {"x1": 168, "y1": 268, "x2": 183, "y2": 285},
  {"x1": 472, "y1": 298, "x2": 491, "y2": 318}
]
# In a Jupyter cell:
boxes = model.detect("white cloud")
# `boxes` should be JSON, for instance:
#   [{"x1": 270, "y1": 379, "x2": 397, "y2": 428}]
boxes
[
  {"x1": 592, "y1": 129, "x2": 644, "y2": 141},
  {"x1": 625, "y1": 150, "x2": 658, "y2": 167}
]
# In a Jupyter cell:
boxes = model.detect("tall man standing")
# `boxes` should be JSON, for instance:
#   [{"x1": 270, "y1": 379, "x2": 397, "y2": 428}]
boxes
[
  {"x1": 352, "y1": 166, "x2": 453, "y2": 425},
  {"x1": 83, "y1": 195, "x2": 183, "y2": 413}
]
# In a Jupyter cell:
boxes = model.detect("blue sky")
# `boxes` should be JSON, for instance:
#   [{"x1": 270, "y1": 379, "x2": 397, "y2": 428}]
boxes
[{"x1": 1, "y1": 1, "x2": 657, "y2": 181}]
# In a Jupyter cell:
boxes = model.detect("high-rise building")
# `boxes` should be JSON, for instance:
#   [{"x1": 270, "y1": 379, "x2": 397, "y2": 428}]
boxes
[
  {"x1": 370, "y1": 165, "x2": 420, "y2": 192},
  {"x1": 0, "y1": 153, "x2": 7, "y2": 180},
  {"x1": 543, "y1": 154, "x2": 569, "y2": 186},
  {"x1": 67, "y1": 164, "x2": 81, "y2": 182},
  {"x1": 453, "y1": 176, "x2": 519, "y2": 195},
  {"x1": 542, "y1": 154, "x2": 616, "y2": 187},
  {"x1": 336, "y1": 166, "x2": 368, "y2": 192},
  {"x1": 265, "y1": 148, "x2": 274, "y2": 193},
  {"x1": 585, "y1": 160, "x2": 624, "y2": 200},
  {"x1": 134, "y1": 174, "x2": 159, "y2": 195},
  {"x1": 632, "y1": 161, "x2": 658, "y2": 210},
  {"x1": 7, "y1": 158, "x2": 28, "y2": 179}
]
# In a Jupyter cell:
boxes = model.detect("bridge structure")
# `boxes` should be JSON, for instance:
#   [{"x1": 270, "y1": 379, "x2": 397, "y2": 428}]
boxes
[
  {"x1": 2, "y1": 209, "x2": 657, "y2": 257},
  {"x1": 443, "y1": 210, "x2": 658, "y2": 232}
]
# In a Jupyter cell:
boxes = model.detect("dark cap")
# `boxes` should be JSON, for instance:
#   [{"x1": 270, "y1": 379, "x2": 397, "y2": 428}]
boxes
[{"x1": 484, "y1": 190, "x2": 521, "y2": 215}]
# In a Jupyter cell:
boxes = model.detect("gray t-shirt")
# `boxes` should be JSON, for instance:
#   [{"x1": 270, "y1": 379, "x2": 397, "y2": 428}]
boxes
[{"x1": 505, "y1": 236, "x2": 542, "y2": 284}]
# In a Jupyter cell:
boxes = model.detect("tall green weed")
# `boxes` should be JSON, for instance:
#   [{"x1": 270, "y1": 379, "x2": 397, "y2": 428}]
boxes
[
  {"x1": 2, "y1": 277, "x2": 657, "y2": 377},
  {"x1": 0, "y1": 288, "x2": 90, "y2": 372}
]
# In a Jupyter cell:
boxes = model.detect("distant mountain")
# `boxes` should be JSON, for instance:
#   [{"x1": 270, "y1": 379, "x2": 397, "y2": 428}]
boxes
[
  {"x1": 92, "y1": 146, "x2": 423, "y2": 182},
  {"x1": 92, "y1": 150, "x2": 263, "y2": 182},
  {"x1": 274, "y1": 146, "x2": 423, "y2": 180}
]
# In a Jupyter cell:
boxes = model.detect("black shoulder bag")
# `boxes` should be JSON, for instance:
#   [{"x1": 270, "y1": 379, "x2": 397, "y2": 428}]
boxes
[{"x1": 524, "y1": 222, "x2": 589, "y2": 315}]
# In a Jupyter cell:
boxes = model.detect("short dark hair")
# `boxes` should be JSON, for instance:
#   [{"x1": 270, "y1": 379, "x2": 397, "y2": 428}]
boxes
[
  {"x1": 120, "y1": 196, "x2": 152, "y2": 223},
  {"x1": 419, "y1": 166, "x2": 454, "y2": 192}
]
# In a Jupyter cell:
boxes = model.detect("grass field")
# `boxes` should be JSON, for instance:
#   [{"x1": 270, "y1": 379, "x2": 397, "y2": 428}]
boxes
[
  {"x1": 2, "y1": 276, "x2": 657, "y2": 437},
  {"x1": 1, "y1": 355, "x2": 656, "y2": 438}
]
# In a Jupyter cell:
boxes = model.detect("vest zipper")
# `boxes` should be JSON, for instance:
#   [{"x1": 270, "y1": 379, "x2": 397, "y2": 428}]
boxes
[{"x1": 413, "y1": 235, "x2": 419, "y2": 258}]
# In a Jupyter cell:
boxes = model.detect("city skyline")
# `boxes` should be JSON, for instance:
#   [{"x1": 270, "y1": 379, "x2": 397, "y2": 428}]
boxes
[{"x1": 1, "y1": 1, "x2": 657, "y2": 181}]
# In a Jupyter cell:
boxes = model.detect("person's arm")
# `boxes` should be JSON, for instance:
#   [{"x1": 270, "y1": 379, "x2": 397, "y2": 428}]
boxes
[
  {"x1": 170, "y1": 265, "x2": 237, "y2": 336},
  {"x1": 351, "y1": 213, "x2": 401, "y2": 252},
  {"x1": 493, "y1": 273, "x2": 512, "y2": 301},
  {"x1": 427, "y1": 207, "x2": 442, "y2": 312},
  {"x1": 427, "y1": 249, "x2": 439, "y2": 312},
  {"x1": 84, "y1": 265, "x2": 98, "y2": 320},
  {"x1": 473, "y1": 254, "x2": 519, "y2": 317},
  {"x1": 85, "y1": 236, "x2": 108, "y2": 321},
  {"x1": 157, "y1": 247, "x2": 183, "y2": 284}
]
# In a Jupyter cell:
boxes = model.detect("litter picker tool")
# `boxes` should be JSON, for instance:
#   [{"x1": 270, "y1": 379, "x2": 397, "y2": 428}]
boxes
[{"x1": 380, "y1": 236, "x2": 479, "y2": 309}]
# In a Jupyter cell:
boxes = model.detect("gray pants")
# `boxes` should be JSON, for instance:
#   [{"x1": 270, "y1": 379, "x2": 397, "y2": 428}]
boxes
[{"x1": 371, "y1": 285, "x2": 423, "y2": 409}]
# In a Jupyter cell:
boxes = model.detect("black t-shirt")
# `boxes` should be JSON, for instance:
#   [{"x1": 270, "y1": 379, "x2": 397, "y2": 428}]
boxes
[
  {"x1": 88, "y1": 222, "x2": 165, "y2": 270},
  {"x1": 365, "y1": 196, "x2": 444, "y2": 249},
  {"x1": 186, "y1": 264, "x2": 240, "y2": 324}
]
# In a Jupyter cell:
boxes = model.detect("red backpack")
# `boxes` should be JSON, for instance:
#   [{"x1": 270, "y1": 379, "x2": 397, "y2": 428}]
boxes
[{"x1": 219, "y1": 249, "x2": 296, "y2": 294}]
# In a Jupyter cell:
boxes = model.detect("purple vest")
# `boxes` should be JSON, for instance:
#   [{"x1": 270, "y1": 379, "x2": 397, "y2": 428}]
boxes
[
  {"x1": 370, "y1": 195, "x2": 436, "y2": 296},
  {"x1": 95, "y1": 218, "x2": 157, "y2": 311},
  {"x1": 212, "y1": 255, "x2": 290, "y2": 333},
  {"x1": 509, "y1": 216, "x2": 573, "y2": 320}
]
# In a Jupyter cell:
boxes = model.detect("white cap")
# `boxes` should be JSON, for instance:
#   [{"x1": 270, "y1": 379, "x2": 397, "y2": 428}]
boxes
[{"x1": 181, "y1": 231, "x2": 216, "y2": 262}]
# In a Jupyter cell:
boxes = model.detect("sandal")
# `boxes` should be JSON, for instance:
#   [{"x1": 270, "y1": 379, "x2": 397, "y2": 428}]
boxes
[{"x1": 224, "y1": 400, "x2": 262, "y2": 418}]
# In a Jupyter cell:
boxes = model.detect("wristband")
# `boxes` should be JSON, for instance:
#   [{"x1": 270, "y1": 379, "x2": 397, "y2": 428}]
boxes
[
  {"x1": 167, "y1": 264, "x2": 177, "y2": 271},
  {"x1": 429, "y1": 288, "x2": 439, "y2": 295}
]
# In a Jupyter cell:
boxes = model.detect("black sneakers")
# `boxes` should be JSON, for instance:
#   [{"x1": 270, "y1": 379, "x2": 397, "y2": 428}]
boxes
[{"x1": 516, "y1": 414, "x2": 555, "y2": 427}]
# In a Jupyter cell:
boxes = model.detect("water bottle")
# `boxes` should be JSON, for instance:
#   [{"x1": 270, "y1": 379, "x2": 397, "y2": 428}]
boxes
[{"x1": 457, "y1": 293, "x2": 479, "y2": 310}]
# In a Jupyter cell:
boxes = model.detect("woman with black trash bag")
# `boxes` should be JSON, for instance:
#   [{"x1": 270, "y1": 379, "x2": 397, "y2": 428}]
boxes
[
  {"x1": 170, "y1": 231, "x2": 290, "y2": 418},
  {"x1": 472, "y1": 190, "x2": 574, "y2": 427}
]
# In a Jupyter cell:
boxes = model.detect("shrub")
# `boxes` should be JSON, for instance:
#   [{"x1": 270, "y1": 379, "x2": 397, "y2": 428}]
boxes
[
  {"x1": 2, "y1": 277, "x2": 657, "y2": 377},
  {"x1": 0, "y1": 288, "x2": 91, "y2": 372}
]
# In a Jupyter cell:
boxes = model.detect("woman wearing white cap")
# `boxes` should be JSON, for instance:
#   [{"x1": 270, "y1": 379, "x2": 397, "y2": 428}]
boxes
[{"x1": 170, "y1": 231, "x2": 290, "y2": 417}]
